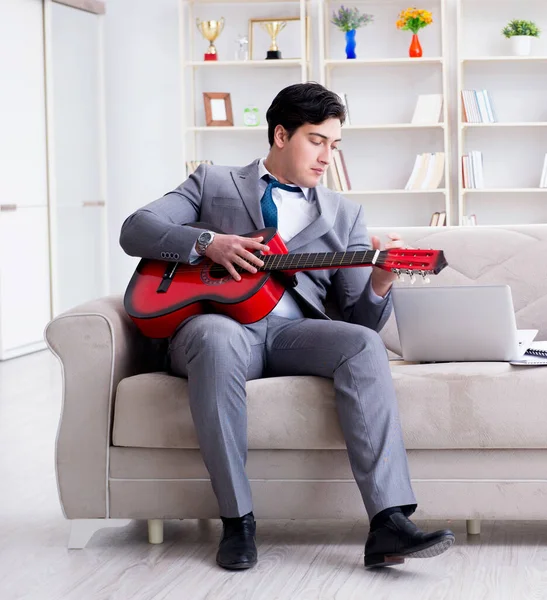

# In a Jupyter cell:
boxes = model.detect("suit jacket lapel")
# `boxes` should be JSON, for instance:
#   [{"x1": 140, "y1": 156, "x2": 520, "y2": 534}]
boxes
[
  {"x1": 231, "y1": 160, "x2": 264, "y2": 230},
  {"x1": 286, "y1": 185, "x2": 340, "y2": 251}
]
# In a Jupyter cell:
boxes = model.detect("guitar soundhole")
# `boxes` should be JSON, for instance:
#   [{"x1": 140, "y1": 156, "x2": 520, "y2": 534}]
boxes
[
  {"x1": 209, "y1": 266, "x2": 230, "y2": 280},
  {"x1": 200, "y1": 264, "x2": 232, "y2": 286}
]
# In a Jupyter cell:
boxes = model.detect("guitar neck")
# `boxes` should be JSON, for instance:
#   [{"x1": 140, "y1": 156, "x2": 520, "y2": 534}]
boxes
[{"x1": 260, "y1": 250, "x2": 380, "y2": 272}]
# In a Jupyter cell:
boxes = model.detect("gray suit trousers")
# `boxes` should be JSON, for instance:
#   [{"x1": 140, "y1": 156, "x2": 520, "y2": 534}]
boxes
[{"x1": 169, "y1": 313, "x2": 417, "y2": 519}]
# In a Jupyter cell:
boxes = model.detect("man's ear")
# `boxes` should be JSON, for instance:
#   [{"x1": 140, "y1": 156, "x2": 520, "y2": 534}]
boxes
[{"x1": 273, "y1": 124, "x2": 287, "y2": 149}]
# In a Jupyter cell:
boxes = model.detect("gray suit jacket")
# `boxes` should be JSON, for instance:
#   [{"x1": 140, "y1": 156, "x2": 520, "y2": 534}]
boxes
[{"x1": 120, "y1": 159, "x2": 392, "y2": 331}]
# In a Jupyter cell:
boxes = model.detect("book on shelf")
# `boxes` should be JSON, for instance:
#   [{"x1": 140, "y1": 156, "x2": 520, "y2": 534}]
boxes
[
  {"x1": 404, "y1": 152, "x2": 445, "y2": 190},
  {"x1": 411, "y1": 94, "x2": 443, "y2": 125},
  {"x1": 429, "y1": 211, "x2": 447, "y2": 226},
  {"x1": 540, "y1": 154, "x2": 547, "y2": 188},
  {"x1": 329, "y1": 150, "x2": 351, "y2": 192},
  {"x1": 462, "y1": 214, "x2": 478, "y2": 226},
  {"x1": 462, "y1": 90, "x2": 497, "y2": 123},
  {"x1": 336, "y1": 92, "x2": 351, "y2": 126},
  {"x1": 462, "y1": 151, "x2": 484, "y2": 188},
  {"x1": 186, "y1": 160, "x2": 213, "y2": 177}
]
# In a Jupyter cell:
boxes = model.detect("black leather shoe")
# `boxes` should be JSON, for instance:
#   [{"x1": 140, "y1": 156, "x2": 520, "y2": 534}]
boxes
[
  {"x1": 216, "y1": 513, "x2": 257, "y2": 570},
  {"x1": 364, "y1": 512, "x2": 455, "y2": 568}
]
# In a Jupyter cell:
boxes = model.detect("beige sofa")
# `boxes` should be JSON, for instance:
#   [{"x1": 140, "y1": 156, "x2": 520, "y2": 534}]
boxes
[{"x1": 45, "y1": 225, "x2": 547, "y2": 548}]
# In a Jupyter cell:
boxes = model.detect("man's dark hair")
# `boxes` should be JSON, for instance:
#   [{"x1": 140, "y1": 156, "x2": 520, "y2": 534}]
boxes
[{"x1": 266, "y1": 82, "x2": 345, "y2": 147}]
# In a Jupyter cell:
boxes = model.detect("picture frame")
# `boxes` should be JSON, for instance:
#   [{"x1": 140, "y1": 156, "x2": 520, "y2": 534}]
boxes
[
  {"x1": 203, "y1": 92, "x2": 233, "y2": 126},
  {"x1": 248, "y1": 16, "x2": 305, "y2": 61}
]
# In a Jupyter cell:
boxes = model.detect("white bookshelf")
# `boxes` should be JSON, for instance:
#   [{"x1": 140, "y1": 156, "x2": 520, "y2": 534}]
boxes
[
  {"x1": 179, "y1": 0, "x2": 309, "y2": 169},
  {"x1": 457, "y1": 0, "x2": 547, "y2": 226},
  {"x1": 318, "y1": 0, "x2": 450, "y2": 228}
]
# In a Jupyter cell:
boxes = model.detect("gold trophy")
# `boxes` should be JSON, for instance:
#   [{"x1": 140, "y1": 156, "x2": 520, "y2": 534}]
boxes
[
  {"x1": 260, "y1": 21, "x2": 287, "y2": 59},
  {"x1": 196, "y1": 18, "x2": 225, "y2": 61}
]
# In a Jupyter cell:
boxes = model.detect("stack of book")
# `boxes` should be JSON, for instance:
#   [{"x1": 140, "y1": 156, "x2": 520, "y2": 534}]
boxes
[
  {"x1": 186, "y1": 160, "x2": 213, "y2": 177},
  {"x1": 411, "y1": 94, "x2": 443, "y2": 125},
  {"x1": 461, "y1": 90, "x2": 497, "y2": 123},
  {"x1": 540, "y1": 154, "x2": 547, "y2": 188},
  {"x1": 462, "y1": 214, "x2": 477, "y2": 226},
  {"x1": 329, "y1": 150, "x2": 351, "y2": 192},
  {"x1": 462, "y1": 151, "x2": 484, "y2": 188},
  {"x1": 429, "y1": 211, "x2": 447, "y2": 226},
  {"x1": 405, "y1": 152, "x2": 445, "y2": 190}
]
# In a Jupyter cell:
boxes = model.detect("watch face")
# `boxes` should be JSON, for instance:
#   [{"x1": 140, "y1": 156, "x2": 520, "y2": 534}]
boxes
[{"x1": 199, "y1": 232, "x2": 213, "y2": 244}]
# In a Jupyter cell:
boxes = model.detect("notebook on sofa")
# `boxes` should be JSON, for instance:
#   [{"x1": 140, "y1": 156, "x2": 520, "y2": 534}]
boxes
[
  {"x1": 392, "y1": 285, "x2": 539, "y2": 363},
  {"x1": 510, "y1": 342, "x2": 547, "y2": 365}
]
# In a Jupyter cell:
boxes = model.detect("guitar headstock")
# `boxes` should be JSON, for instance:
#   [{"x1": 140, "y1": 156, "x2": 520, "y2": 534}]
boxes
[{"x1": 379, "y1": 248, "x2": 448, "y2": 284}]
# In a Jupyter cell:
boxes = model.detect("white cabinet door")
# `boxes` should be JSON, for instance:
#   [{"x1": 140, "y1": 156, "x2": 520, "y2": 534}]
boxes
[
  {"x1": 0, "y1": 207, "x2": 51, "y2": 360},
  {"x1": 0, "y1": 0, "x2": 48, "y2": 209},
  {"x1": 47, "y1": 2, "x2": 107, "y2": 315},
  {"x1": 55, "y1": 204, "x2": 106, "y2": 315}
]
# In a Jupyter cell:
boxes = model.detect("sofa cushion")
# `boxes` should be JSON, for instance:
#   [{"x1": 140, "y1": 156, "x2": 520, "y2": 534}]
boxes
[{"x1": 112, "y1": 361, "x2": 547, "y2": 451}]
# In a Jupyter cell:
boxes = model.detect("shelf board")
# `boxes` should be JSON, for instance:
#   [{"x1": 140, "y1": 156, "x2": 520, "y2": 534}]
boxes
[
  {"x1": 190, "y1": 0, "x2": 300, "y2": 3},
  {"x1": 340, "y1": 189, "x2": 447, "y2": 196},
  {"x1": 325, "y1": 57, "x2": 443, "y2": 67},
  {"x1": 462, "y1": 56, "x2": 547, "y2": 63},
  {"x1": 188, "y1": 126, "x2": 267, "y2": 132},
  {"x1": 344, "y1": 123, "x2": 444, "y2": 130},
  {"x1": 185, "y1": 59, "x2": 304, "y2": 68},
  {"x1": 462, "y1": 122, "x2": 547, "y2": 128},
  {"x1": 189, "y1": 124, "x2": 445, "y2": 133},
  {"x1": 463, "y1": 188, "x2": 547, "y2": 194}
]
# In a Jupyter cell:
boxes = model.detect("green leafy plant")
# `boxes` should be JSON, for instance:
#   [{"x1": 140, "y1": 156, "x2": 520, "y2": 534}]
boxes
[
  {"x1": 502, "y1": 19, "x2": 541, "y2": 38},
  {"x1": 331, "y1": 6, "x2": 374, "y2": 32}
]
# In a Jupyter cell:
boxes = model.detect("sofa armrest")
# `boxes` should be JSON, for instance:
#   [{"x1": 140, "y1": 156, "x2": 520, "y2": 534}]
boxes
[{"x1": 45, "y1": 295, "x2": 156, "y2": 518}]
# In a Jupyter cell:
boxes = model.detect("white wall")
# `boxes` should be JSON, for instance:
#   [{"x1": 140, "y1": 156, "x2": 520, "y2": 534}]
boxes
[{"x1": 105, "y1": 0, "x2": 183, "y2": 294}]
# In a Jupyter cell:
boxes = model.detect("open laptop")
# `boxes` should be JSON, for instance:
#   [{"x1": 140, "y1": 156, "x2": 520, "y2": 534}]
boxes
[{"x1": 392, "y1": 285, "x2": 538, "y2": 362}]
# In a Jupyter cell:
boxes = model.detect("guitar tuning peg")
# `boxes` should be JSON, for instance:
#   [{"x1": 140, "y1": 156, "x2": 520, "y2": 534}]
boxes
[
  {"x1": 410, "y1": 273, "x2": 416, "y2": 285},
  {"x1": 421, "y1": 275, "x2": 431, "y2": 284}
]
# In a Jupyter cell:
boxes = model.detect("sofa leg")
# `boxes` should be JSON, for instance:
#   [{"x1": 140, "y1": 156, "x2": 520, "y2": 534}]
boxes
[
  {"x1": 466, "y1": 519, "x2": 481, "y2": 535},
  {"x1": 68, "y1": 519, "x2": 132, "y2": 549},
  {"x1": 148, "y1": 519, "x2": 164, "y2": 544}
]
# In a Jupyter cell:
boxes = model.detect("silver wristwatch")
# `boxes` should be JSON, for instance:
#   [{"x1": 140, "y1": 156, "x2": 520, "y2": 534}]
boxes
[{"x1": 196, "y1": 230, "x2": 215, "y2": 256}]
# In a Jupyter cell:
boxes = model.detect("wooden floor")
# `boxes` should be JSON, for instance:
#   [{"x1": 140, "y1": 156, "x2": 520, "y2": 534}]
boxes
[{"x1": 1, "y1": 350, "x2": 547, "y2": 600}]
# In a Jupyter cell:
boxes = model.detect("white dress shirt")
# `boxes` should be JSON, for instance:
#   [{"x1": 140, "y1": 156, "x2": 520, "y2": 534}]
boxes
[
  {"x1": 257, "y1": 159, "x2": 317, "y2": 319},
  {"x1": 189, "y1": 158, "x2": 384, "y2": 319}
]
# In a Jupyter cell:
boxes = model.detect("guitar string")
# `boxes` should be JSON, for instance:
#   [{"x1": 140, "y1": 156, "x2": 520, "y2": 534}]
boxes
[
  {"x1": 171, "y1": 252, "x2": 383, "y2": 275},
  {"x1": 167, "y1": 252, "x2": 435, "y2": 275},
  {"x1": 168, "y1": 261, "x2": 432, "y2": 276},
  {"x1": 161, "y1": 251, "x2": 436, "y2": 275}
]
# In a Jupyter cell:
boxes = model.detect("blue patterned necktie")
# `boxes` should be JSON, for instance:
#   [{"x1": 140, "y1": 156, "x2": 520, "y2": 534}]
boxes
[{"x1": 260, "y1": 175, "x2": 303, "y2": 229}]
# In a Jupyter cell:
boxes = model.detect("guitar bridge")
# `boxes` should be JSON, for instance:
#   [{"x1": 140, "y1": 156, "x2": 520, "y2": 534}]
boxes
[{"x1": 156, "y1": 262, "x2": 178, "y2": 293}]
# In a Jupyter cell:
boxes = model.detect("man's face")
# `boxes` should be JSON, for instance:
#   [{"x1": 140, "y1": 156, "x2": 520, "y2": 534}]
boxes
[{"x1": 277, "y1": 118, "x2": 342, "y2": 188}]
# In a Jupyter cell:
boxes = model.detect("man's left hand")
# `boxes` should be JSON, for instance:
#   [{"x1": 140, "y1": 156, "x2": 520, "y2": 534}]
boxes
[{"x1": 370, "y1": 233, "x2": 406, "y2": 297}]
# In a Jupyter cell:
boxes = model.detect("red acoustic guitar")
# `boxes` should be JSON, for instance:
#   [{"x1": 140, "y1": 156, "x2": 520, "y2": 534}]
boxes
[{"x1": 124, "y1": 225, "x2": 448, "y2": 338}]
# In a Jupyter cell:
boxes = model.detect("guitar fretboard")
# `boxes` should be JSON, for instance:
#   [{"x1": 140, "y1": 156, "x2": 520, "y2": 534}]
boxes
[{"x1": 260, "y1": 251, "x2": 380, "y2": 271}]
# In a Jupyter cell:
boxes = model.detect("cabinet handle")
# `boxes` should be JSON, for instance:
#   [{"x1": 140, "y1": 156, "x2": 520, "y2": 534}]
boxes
[
  {"x1": 0, "y1": 204, "x2": 17, "y2": 212},
  {"x1": 82, "y1": 201, "x2": 106, "y2": 207}
]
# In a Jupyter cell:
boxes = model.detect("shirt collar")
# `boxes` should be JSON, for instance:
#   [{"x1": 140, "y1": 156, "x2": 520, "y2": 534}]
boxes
[{"x1": 258, "y1": 158, "x2": 311, "y2": 201}]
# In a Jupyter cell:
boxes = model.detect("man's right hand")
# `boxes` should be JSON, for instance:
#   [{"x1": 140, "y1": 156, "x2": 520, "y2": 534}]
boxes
[{"x1": 204, "y1": 234, "x2": 270, "y2": 282}]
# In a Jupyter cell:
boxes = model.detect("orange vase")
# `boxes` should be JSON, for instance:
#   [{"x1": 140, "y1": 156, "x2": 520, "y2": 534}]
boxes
[{"x1": 409, "y1": 34, "x2": 423, "y2": 58}]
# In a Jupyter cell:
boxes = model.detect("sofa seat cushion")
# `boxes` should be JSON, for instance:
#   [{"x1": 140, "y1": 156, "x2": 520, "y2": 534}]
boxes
[{"x1": 112, "y1": 362, "x2": 547, "y2": 451}]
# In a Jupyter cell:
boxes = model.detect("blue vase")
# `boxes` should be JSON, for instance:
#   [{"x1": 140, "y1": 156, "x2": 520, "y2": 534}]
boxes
[{"x1": 345, "y1": 29, "x2": 357, "y2": 59}]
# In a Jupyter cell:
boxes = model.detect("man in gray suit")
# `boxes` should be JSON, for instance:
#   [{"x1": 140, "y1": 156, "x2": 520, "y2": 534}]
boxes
[{"x1": 120, "y1": 83, "x2": 455, "y2": 570}]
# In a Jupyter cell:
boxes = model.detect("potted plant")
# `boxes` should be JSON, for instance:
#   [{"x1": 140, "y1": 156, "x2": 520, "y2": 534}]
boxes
[
  {"x1": 331, "y1": 6, "x2": 374, "y2": 60},
  {"x1": 502, "y1": 19, "x2": 541, "y2": 56},
  {"x1": 396, "y1": 7, "x2": 433, "y2": 58}
]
